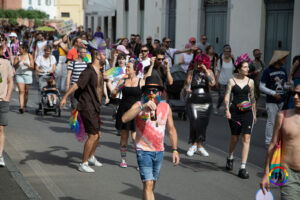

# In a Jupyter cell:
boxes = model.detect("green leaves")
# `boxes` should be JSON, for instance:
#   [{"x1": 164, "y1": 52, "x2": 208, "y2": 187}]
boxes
[{"x1": 0, "y1": 9, "x2": 49, "y2": 25}]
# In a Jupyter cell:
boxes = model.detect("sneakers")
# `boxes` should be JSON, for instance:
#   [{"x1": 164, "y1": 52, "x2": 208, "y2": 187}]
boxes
[
  {"x1": 0, "y1": 156, "x2": 5, "y2": 167},
  {"x1": 187, "y1": 145, "x2": 197, "y2": 157},
  {"x1": 198, "y1": 147, "x2": 209, "y2": 157},
  {"x1": 88, "y1": 156, "x2": 103, "y2": 167},
  {"x1": 120, "y1": 160, "x2": 127, "y2": 168},
  {"x1": 238, "y1": 168, "x2": 250, "y2": 179},
  {"x1": 226, "y1": 158, "x2": 234, "y2": 171},
  {"x1": 78, "y1": 162, "x2": 95, "y2": 173}
]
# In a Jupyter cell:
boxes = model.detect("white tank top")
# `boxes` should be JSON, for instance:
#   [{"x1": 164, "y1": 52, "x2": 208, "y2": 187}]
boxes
[
  {"x1": 181, "y1": 53, "x2": 193, "y2": 72},
  {"x1": 16, "y1": 56, "x2": 32, "y2": 76}
]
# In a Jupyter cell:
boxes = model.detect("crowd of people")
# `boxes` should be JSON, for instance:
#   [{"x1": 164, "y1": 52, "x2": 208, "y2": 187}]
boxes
[{"x1": 0, "y1": 23, "x2": 299, "y2": 199}]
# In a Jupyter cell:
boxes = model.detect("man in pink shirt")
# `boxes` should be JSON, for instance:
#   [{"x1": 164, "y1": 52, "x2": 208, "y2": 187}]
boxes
[{"x1": 122, "y1": 75, "x2": 180, "y2": 200}]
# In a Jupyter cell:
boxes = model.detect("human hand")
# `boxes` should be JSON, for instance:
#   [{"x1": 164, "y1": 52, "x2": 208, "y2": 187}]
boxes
[
  {"x1": 114, "y1": 52, "x2": 118, "y2": 60},
  {"x1": 260, "y1": 173, "x2": 270, "y2": 195},
  {"x1": 105, "y1": 98, "x2": 110, "y2": 105},
  {"x1": 226, "y1": 110, "x2": 231, "y2": 119},
  {"x1": 215, "y1": 82, "x2": 219, "y2": 90},
  {"x1": 138, "y1": 53, "x2": 142, "y2": 61},
  {"x1": 273, "y1": 93, "x2": 281, "y2": 100},
  {"x1": 164, "y1": 58, "x2": 169, "y2": 67},
  {"x1": 150, "y1": 56, "x2": 156, "y2": 66},
  {"x1": 59, "y1": 97, "x2": 67, "y2": 109},
  {"x1": 143, "y1": 101, "x2": 157, "y2": 112},
  {"x1": 254, "y1": 115, "x2": 257, "y2": 124},
  {"x1": 172, "y1": 151, "x2": 180, "y2": 166}
]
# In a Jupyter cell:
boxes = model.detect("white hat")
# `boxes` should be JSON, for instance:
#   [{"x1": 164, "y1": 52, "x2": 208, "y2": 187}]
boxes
[
  {"x1": 9, "y1": 32, "x2": 17, "y2": 38},
  {"x1": 269, "y1": 50, "x2": 290, "y2": 66}
]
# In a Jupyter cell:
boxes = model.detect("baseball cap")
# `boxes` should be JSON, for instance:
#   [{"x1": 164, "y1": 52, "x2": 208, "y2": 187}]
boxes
[
  {"x1": 116, "y1": 45, "x2": 129, "y2": 55},
  {"x1": 189, "y1": 37, "x2": 196, "y2": 43},
  {"x1": 9, "y1": 32, "x2": 17, "y2": 38}
]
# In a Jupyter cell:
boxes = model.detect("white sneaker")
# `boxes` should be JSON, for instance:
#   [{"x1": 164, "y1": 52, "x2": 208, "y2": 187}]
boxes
[
  {"x1": 78, "y1": 162, "x2": 95, "y2": 173},
  {"x1": 0, "y1": 156, "x2": 5, "y2": 167},
  {"x1": 198, "y1": 147, "x2": 209, "y2": 157},
  {"x1": 187, "y1": 145, "x2": 197, "y2": 157},
  {"x1": 88, "y1": 156, "x2": 103, "y2": 167}
]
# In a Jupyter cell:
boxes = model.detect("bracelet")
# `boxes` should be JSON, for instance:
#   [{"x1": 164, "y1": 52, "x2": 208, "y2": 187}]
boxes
[
  {"x1": 173, "y1": 149, "x2": 179, "y2": 154},
  {"x1": 139, "y1": 104, "x2": 144, "y2": 111}
]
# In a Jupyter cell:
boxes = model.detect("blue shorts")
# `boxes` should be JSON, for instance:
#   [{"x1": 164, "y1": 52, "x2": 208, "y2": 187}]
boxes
[
  {"x1": 136, "y1": 150, "x2": 164, "y2": 182},
  {"x1": 15, "y1": 74, "x2": 33, "y2": 84}
]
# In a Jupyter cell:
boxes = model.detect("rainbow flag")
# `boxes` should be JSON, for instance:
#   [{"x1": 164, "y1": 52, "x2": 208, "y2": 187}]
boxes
[
  {"x1": 69, "y1": 110, "x2": 87, "y2": 142},
  {"x1": 104, "y1": 67, "x2": 125, "y2": 79}
]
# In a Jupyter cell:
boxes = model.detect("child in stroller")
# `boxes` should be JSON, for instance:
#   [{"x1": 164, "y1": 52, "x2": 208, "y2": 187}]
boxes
[{"x1": 37, "y1": 77, "x2": 61, "y2": 116}]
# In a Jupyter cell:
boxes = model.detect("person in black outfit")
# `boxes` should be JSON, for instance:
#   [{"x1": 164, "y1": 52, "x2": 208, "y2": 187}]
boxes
[
  {"x1": 183, "y1": 53, "x2": 215, "y2": 157},
  {"x1": 224, "y1": 54, "x2": 256, "y2": 179},
  {"x1": 107, "y1": 60, "x2": 145, "y2": 168}
]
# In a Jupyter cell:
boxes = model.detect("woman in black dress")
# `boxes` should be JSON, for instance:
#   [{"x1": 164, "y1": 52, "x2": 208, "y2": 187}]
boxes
[
  {"x1": 184, "y1": 53, "x2": 215, "y2": 157},
  {"x1": 107, "y1": 60, "x2": 145, "y2": 168},
  {"x1": 224, "y1": 53, "x2": 256, "y2": 179}
]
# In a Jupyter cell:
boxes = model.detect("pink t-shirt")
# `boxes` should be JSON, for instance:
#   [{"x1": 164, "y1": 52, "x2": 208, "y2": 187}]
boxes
[{"x1": 135, "y1": 102, "x2": 169, "y2": 152}]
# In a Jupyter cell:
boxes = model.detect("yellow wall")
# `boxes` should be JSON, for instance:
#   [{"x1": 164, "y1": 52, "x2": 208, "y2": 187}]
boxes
[{"x1": 56, "y1": 0, "x2": 84, "y2": 26}]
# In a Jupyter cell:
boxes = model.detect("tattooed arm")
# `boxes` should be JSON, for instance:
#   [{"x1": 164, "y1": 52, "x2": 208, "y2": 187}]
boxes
[
  {"x1": 224, "y1": 79, "x2": 233, "y2": 119},
  {"x1": 249, "y1": 79, "x2": 257, "y2": 123}
]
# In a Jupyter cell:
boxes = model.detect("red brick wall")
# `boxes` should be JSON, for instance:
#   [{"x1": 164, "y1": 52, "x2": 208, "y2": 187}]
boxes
[{"x1": 0, "y1": 0, "x2": 22, "y2": 9}]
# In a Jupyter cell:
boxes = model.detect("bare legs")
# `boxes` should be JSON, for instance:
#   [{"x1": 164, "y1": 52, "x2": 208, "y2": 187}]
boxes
[
  {"x1": 17, "y1": 83, "x2": 30, "y2": 111},
  {"x1": 0, "y1": 126, "x2": 5, "y2": 156},
  {"x1": 143, "y1": 181, "x2": 156, "y2": 200},
  {"x1": 120, "y1": 130, "x2": 136, "y2": 162},
  {"x1": 82, "y1": 132, "x2": 101, "y2": 163},
  {"x1": 228, "y1": 134, "x2": 251, "y2": 164}
]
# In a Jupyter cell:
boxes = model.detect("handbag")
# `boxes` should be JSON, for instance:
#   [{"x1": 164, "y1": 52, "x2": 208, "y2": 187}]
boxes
[
  {"x1": 270, "y1": 110, "x2": 287, "y2": 175},
  {"x1": 236, "y1": 101, "x2": 252, "y2": 111}
]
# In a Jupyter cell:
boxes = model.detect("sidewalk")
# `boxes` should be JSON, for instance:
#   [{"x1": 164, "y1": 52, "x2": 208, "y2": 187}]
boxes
[{"x1": 0, "y1": 152, "x2": 40, "y2": 200}]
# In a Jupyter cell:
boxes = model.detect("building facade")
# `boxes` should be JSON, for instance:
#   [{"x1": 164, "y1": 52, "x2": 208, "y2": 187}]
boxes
[
  {"x1": 116, "y1": 0, "x2": 300, "y2": 70},
  {"x1": 22, "y1": 0, "x2": 57, "y2": 19},
  {"x1": 56, "y1": 0, "x2": 84, "y2": 26}
]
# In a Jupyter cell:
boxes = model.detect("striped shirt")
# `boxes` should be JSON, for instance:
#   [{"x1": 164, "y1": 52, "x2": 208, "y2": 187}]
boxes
[{"x1": 67, "y1": 61, "x2": 88, "y2": 84}]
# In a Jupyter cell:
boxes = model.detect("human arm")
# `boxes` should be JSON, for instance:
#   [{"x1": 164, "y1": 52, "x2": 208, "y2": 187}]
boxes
[
  {"x1": 103, "y1": 82, "x2": 110, "y2": 104},
  {"x1": 122, "y1": 101, "x2": 157, "y2": 123},
  {"x1": 28, "y1": 54, "x2": 34, "y2": 69},
  {"x1": 106, "y1": 79, "x2": 125, "y2": 96},
  {"x1": 111, "y1": 51, "x2": 118, "y2": 68},
  {"x1": 144, "y1": 57, "x2": 156, "y2": 79},
  {"x1": 249, "y1": 79, "x2": 257, "y2": 123},
  {"x1": 204, "y1": 67, "x2": 215, "y2": 88},
  {"x1": 53, "y1": 39, "x2": 62, "y2": 46},
  {"x1": 224, "y1": 79, "x2": 233, "y2": 119},
  {"x1": 166, "y1": 105, "x2": 180, "y2": 166},
  {"x1": 182, "y1": 70, "x2": 193, "y2": 97},
  {"x1": 260, "y1": 111, "x2": 284, "y2": 194},
  {"x1": 59, "y1": 83, "x2": 78, "y2": 108},
  {"x1": 66, "y1": 70, "x2": 72, "y2": 91},
  {"x1": 177, "y1": 54, "x2": 184, "y2": 65},
  {"x1": 13, "y1": 55, "x2": 20, "y2": 68},
  {"x1": 164, "y1": 58, "x2": 173, "y2": 85},
  {"x1": 4, "y1": 64, "x2": 14, "y2": 102},
  {"x1": 215, "y1": 60, "x2": 221, "y2": 89}
]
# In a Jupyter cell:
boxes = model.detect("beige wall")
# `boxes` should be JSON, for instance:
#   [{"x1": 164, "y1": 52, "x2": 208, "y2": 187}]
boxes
[
  {"x1": 57, "y1": 0, "x2": 84, "y2": 26},
  {"x1": 291, "y1": 0, "x2": 300, "y2": 59}
]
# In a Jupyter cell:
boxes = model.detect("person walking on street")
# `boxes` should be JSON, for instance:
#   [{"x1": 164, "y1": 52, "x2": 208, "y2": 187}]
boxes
[
  {"x1": 215, "y1": 45, "x2": 234, "y2": 114},
  {"x1": 137, "y1": 45, "x2": 151, "y2": 79},
  {"x1": 0, "y1": 45, "x2": 14, "y2": 167},
  {"x1": 260, "y1": 50, "x2": 290, "y2": 148},
  {"x1": 184, "y1": 53, "x2": 215, "y2": 157},
  {"x1": 66, "y1": 37, "x2": 82, "y2": 65},
  {"x1": 248, "y1": 49, "x2": 265, "y2": 101},
  {"x1": 13, "y1": 44, "x2": 34, "y2": 113},
  {"x1": 107, "y1": 60, "x2": 144, "y2": 168},
  {"x1": 60, "y1": 51, "x2": 106, "y2": 173},
  {"x1": 178, "y1": 43, "x2": 194, "y2": 73},
  {"x1": 260, "y1": 84, "x2": 300, "y2": 199},
  {"x1": 66, "y1": 47, "x2": 88, "y2": 110},
  {"x1": 224, "y1": 53, "x2": 256, "y2": 179},
  {"x1": 53, "y1": 34, "x2": 70, "y2": 92},
  {"x1": 122, "y1": 75, "x2": 180, "y2": 200}
]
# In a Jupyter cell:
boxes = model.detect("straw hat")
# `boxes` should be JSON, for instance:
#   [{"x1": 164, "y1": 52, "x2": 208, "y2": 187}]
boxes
[{"x1": 269, "y1": 50, "x2": 290, "y2": 66}]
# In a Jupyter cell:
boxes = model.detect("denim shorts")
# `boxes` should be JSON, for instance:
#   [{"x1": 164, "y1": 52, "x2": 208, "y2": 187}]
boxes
[
  {"x1": 136, "y1": 150, "x2": 164, "y2": 182},
  {"x1": 0, "y1": 101, "x2": 9, "y2": 126},
  {"x1": 15, "y1": 74, "x2": 33, "y2": 84}
]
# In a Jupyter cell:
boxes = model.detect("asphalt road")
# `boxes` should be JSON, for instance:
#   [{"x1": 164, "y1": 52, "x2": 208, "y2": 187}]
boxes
[{"x1": 4, "y1": 86, "x2": 281, "y2": 200}]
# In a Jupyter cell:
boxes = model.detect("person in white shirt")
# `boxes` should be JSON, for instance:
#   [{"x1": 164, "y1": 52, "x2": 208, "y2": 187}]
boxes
[
  {"x1": 137, "y1": 45, "x2": 151, "y2": 79},
  {"x1": 178, "y1": 43, "x2": 194, "y2": 72},
  {"x1": 35, "y1": 45, "x2": 57, "y2": 91},
  {"x1": 215, "y1": 45, "x2": 234, "y2": 113},
  {"x1": 163, "y1": 37, "x2": 194, "y2": 68},
  {"x1": 34, "y1": 33, "x2": 48, "y2": 60}
]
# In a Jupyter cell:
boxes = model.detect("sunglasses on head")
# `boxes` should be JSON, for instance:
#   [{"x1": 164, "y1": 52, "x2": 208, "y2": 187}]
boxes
[
  {"x1": 145, "y1": 88, "x2": 159, "y2": 95},
  {"x1": 291, "y1": 91, "x2": 300, "y2": 97}
]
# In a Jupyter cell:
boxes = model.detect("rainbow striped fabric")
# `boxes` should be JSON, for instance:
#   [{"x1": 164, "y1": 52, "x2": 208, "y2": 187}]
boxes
[{"x1": 236, "y1": 101, "x2": 252, "y2": 111}]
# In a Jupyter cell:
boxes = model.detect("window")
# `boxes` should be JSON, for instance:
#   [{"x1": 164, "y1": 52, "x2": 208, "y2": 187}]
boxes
[
  {"x1": 38, "y1": 0, "x2": 41, "y2": 5},
  {"x1": 61, "y1": 12, "x2": 70, "y2": 17},
  {"x1": 46, "y1": 0, "x2": 51, "y2": 6},
  {"x1": 29, "y1": 0, "x2": 32, "y2": 5}
]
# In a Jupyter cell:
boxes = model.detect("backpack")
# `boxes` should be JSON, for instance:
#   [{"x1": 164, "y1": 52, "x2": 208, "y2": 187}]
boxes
[{"x1": 219, "y1": 56, "x2": 234, "y2": 69}]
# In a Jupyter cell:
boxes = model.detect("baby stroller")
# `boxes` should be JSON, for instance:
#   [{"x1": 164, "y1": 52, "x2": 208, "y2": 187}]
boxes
[
  {"x1": 36, "y1": 88, "x2": 61, "y2": 117},
  {"x1": 166, "y1": 65, "x2": 187, "y2": 120}
]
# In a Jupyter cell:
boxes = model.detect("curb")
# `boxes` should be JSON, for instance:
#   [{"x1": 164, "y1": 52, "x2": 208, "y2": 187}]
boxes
[{"x1": 3, "y1": 151, "x2": 41, "y2": 200}]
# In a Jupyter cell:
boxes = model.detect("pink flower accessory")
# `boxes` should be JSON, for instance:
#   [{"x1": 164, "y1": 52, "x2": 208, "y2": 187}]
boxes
[{"x1": 234, "y1": 53, "x2": 252, "y2": 67}]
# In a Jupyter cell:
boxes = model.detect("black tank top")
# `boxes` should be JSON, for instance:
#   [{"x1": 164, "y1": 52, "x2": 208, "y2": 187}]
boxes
[
  {"x1": 121, "y1": 78, "x2": 142, "y2": 104},
  {"x1": 231, "y1": 78, "x2": 251, "y2": 106}
]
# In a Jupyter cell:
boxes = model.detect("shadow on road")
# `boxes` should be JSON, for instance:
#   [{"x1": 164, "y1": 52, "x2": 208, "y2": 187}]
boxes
[
  {"x1": 121, "y1": 182, "x2": 175, "y2": 200},
  {"x1": 59, "y1": 197, "x2": 82, "y2": 200}
]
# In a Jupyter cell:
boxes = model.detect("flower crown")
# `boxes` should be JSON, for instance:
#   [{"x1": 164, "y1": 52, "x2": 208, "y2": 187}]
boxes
[{"x1": 234, "y1": 53, "x2": 251, "y2": 67}]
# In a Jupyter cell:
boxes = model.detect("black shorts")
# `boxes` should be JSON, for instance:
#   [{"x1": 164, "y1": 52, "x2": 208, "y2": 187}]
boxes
[
  {"x1": 0, "y1": 101, "x2": 9, "y2": 126},
  {"x1": 79, "y1": 110, "x2": 101, "y2": 135},
  {"x1": 229, "y1": 108, "x2": 254, "y2": 135}
]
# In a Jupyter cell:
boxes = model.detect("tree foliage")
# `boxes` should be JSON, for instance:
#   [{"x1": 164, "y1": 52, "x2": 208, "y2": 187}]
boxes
[{"x1": 0, "y1": 9, "x2": 49, "y2": 21}]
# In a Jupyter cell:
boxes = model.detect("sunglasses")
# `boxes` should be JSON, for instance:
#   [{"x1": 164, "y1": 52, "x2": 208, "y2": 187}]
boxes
[
  {"x1": 145, "y1": 89, "x2": 159, "y2": 95},
  {"x1": 165, "y1": 41, "x2": 171, "y2": 43},
  {"x1": 157, "y1": 58, "x2": 164, "y2": 61},
  {"x1": 291, "y1": 91, "x2": 300, "y2": 97},
  {"x1": 141, "y1": 50, "x2": 148, "y2": 53}
]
